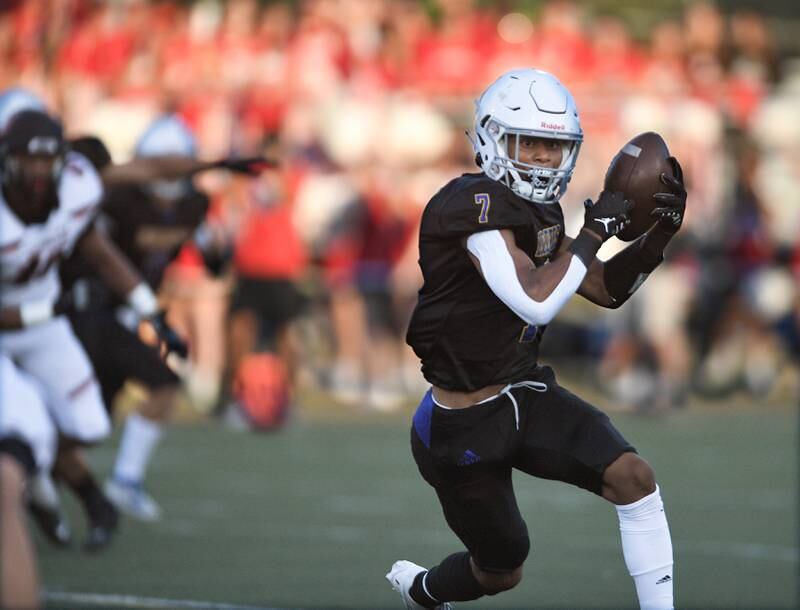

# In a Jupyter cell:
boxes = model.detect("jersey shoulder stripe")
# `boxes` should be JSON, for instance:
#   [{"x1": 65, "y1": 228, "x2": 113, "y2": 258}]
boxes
[
  {"x1": 0, "y1": 239, "x2": 21, "y2": 254},
  {"x1": 70, "y1": 203, "x2": 97, "y2": 220}
]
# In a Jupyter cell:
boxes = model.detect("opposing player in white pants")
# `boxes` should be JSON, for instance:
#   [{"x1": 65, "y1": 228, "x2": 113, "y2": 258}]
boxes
[
  {"x1": 0, "y1": 109, "x2": 112, "y2": 550},
  {"x1": 2, "y1": 320, "x2": 110, "y2": 444}
]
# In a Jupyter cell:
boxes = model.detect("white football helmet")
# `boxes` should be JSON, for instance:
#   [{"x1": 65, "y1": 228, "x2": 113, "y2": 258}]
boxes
[
  {"x1": 134, "y1": 114, "x2": 197, "y2": 201},
  {"x1": 135, "y1": 114, "x2": 197, "y2": 158},
  {"x1": 471, "y1": 68, "x2": 583, "y2": 204},
  {"x1": 0, "y1": 87, "x2": 46, "y2": 133}
]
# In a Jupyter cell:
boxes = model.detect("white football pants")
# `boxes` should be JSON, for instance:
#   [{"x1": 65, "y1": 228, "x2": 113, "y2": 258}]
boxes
[{"x1": 0, "y1": 316, "x2": 110, "y2": 443}]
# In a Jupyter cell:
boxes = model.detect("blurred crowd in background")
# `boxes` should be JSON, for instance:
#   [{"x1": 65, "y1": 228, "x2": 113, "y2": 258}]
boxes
[{"x1": 3, "y1": 0, "x2": 799, "y2": 418}]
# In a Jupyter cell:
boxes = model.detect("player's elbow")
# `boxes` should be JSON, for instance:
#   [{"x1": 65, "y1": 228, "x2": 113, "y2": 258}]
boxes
[
  {"x1": 518, "y1": 302, "x2": 557, "y2": 327},
  {"x1": 523, "y1": 275, "x2": 554, "y2": 303}
]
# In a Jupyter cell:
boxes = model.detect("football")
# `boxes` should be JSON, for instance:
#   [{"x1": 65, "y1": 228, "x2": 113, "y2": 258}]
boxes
[{"x1": 603, "y1": 131, "x2": 673, "y2": 241}]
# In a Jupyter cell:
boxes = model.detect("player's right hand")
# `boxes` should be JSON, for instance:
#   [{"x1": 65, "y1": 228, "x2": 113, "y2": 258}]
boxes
[
  {"x1": 214, "y1": 157, "x2": 277, "y2": 176},
  {"x1": 53, "y1": 291, "x2": 74, "y2": 316},
  {"x1": 581, "y1": 190, "x2": 634, "y2": 243}
]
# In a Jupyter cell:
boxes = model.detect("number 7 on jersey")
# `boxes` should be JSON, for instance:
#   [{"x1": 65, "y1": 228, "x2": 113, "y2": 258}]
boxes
[{"x1": 474, "y1": 193, "x2": 490, "y2": 224}]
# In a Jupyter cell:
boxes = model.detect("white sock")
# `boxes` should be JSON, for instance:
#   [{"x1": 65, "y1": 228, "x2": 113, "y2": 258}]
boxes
[
  {"x1": 112, "y1": 412, "x2": 162, "y2": 484},
  {"x1": 28, "y1": 472, "x2": 60, "y2": 510},
  {"x1": 615, "y1": 484, "x2": 674, "y2": 610}
]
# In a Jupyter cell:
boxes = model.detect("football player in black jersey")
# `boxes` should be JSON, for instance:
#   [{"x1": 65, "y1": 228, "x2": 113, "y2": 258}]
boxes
[
  {"x1": 386, "y1": 69, "x2": 687, "y2": 610},
  {"x1": 61, "y1": 116, "x2": 263, "y2": 526}
]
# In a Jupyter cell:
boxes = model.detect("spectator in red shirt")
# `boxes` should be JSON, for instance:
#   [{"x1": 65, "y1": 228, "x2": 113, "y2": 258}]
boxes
[{"x1": 224, "y1": 165, "x2": 309, "y2": 428}]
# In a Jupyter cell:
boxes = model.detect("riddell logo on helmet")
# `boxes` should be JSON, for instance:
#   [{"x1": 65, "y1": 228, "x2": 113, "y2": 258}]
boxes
[{"x1": 540, "y1": 122, "x2": 565, "y2": 131}]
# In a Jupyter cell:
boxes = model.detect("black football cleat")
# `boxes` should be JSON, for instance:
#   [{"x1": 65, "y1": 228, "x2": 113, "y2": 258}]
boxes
[
  {"x1": 28, "y1": 502, "x2": 72, "y2": 548},
  {"x1": 83, "y1": 493, "x2": 120, "y2": 553}
]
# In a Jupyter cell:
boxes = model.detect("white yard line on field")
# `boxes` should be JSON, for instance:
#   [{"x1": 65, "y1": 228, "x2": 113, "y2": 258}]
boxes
[{"x1": 43, "y1": 591, "x2": 293, "y2": 610}]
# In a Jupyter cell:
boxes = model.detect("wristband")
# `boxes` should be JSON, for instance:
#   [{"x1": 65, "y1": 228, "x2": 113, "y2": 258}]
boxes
[
  {"x1": 20, "y1": 300, "x2": 54, "y2": 327},
  {"x1": 603, "y1": 236, "x2": 663, "y2": 306},
  {"x1": 568, "y1": 229, "x2": 602, "y2": 268},
  {"x1": 127, "y1": 283, "x2": 158, "y2": 318}
]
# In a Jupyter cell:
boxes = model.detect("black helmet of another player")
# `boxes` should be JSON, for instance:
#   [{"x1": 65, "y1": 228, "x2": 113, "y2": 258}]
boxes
[
  {"x1": 134, "y1": 114, "x2": 197, "y2": 203},
  {"x1": 1, "y1": 109, "x2": 67, "y2": 224},
  {"x1": 70, "y1": 135, "x2": 113, "y2": 172}
]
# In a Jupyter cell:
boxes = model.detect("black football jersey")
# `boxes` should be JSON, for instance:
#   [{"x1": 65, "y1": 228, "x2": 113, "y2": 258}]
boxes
[
  {"x1": 60, "y1": 184, "x2": 208, "y2": 309},
  {"x1": 406, "y1": 173, "x2": 565, "y2": 392}
]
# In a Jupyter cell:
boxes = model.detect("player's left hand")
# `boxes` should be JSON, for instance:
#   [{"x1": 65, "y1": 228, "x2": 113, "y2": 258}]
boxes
[
  {"x1": 52, "y1": 290, "x2": 74, "y2": 316},
  {"x1": 148, "y1": 311, "x2": 189, "y2": 359},
  {"x1": 651, "y1": 156, "x2": 686, "y2": 235},
  {"x1": 214, "y1": 157, "x2": 277, "y2": 176}
]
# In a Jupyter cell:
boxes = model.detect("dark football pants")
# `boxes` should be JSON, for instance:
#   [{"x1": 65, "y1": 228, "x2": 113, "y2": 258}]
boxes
[
  {"x1": 410, "y1": 366, "x2": 635, "y2": 572},
  {"x1": 69, "y1": 310, "x2": 179, "y2": 410}
]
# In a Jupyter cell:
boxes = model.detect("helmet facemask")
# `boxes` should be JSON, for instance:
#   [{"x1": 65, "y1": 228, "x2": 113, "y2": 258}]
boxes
[
  {"x1": 1, "y1": 110, "x2": 66, "y2": 224},
  {"x1": 478, "y1": 118, "x2": 581, "y2": 204},
  {"x1": 135, "y1": 114, "x2": 197, "y2": 206},
  {"x1": 147, "y1": 179, "x2": 191, "y2": 204}
]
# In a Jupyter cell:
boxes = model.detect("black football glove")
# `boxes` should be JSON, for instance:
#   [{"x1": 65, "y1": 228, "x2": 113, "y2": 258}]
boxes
[
  {"x1": 214, "y1": 156, "x2": 277, "y2": 176},
  {"x1": 651, "y1": 156, "x2": 686, "y2": 236},
  {"x1": 53, "y1": 290, "x2": 74, "y2": 316},
  {"x1": 582, "y1": 190, "x2": 634, "y2": 242},
  {"x1": 148, "y1": 311, "x2": 189, "y2": 359}
]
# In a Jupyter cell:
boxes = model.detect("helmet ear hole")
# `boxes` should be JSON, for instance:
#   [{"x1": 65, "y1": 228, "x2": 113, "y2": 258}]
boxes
[{"x1": 474, "y1": 152, "x2": 483, "y2": 168}]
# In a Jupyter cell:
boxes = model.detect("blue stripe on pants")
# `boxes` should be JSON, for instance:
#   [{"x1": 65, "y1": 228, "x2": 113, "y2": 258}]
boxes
[{"x1": 412, "y1": 389, "x2": 434, "y2": 448}]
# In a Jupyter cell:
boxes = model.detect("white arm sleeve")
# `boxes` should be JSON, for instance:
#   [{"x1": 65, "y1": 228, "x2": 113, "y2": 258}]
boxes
[{"x1": 466, "y1": 230, "x2": 587, "y2": 327}]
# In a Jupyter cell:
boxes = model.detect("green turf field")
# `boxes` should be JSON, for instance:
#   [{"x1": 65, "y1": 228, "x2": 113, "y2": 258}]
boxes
[{"x1": 38, "y1": 400, "x2": 797, "y2": 610}]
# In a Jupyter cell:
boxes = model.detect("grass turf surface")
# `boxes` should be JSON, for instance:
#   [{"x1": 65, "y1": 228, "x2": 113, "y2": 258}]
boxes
[{"x1": 38, "y1": 401, "x2": 797, "y2": 609}]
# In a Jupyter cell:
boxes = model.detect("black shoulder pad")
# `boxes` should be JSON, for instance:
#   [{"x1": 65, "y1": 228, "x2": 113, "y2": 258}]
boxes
[{"x1": 429, "y1": 173, "x2": 530, "y2": 238}]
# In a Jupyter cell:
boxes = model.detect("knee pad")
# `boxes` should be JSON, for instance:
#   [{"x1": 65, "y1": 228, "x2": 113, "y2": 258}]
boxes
[
  {"x1": 62, "y1": 414, "x2": 110, "y2": 446},
  {"x1": 63, "y1": 387, "x2": 111, "y2": 443},
  {"x1": 499, "y1": 532, "x2": 530, "y2": 570},
  {"x1": 74, "y1": 414, "x2": 111, "y2": 445},
  {"x1": 477, "y1": 532, "x2": 530, "y2": 573},
  {"x1": 0, "y1": 437, "x2": 36, "y2": 476}
]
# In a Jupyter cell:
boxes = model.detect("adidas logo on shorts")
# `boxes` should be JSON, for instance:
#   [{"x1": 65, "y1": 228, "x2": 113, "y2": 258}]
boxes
[{"x1": 457, "y1": 450, "x2": 481, "y2": 466}]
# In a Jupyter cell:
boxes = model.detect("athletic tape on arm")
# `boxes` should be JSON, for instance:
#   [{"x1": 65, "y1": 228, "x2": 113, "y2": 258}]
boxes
[
  {"x1": 466, "y1": 230, "x2": 587, "y2": 326},
  {"x1": 20, "y1": 300, "x2": 54, "y2": 327},
  {"x1": 127, "y1": 283, "x2": 159, "y2": 318}
]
